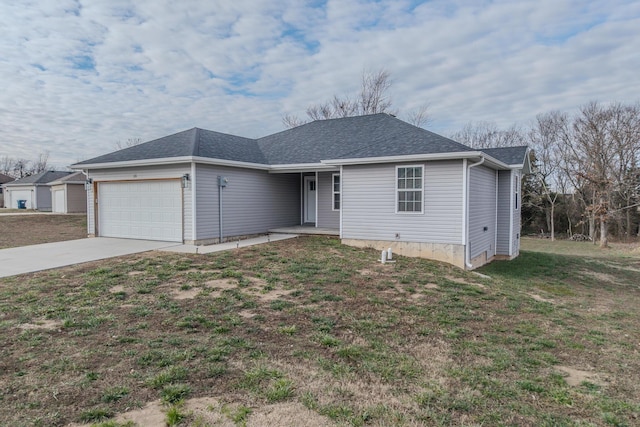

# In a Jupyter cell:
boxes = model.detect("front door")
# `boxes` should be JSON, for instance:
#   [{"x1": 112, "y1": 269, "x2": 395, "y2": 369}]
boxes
[{"x1": 304, "y1": 176, "x2": 316, "y2": 224}]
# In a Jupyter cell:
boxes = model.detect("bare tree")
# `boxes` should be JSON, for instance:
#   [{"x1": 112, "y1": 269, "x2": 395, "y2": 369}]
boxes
[
  {"x1": 282, "y1": 69, "x2": 430, "y2": 128},
  {"x1": 12, "y1": 159, "x2": 31, "y2": 178},
  {"x1": 0, "y1": 156, "x2": 14, "y2": 176},
  {"x1": 115, "y1": 137, "x2": 143, "y2": 150},
  {"x1": 32, "y1": 152, "x2": 50, "y2": 174},
  {"x1": 405, "y1": 104, "x2": 431, "y2": 128},
  {"x1": 450, "y1": 121, "x2": 525, "y2": 148},
  {"x1": 528, "y1": 111, "x2": 568, "y2": 241},
  {"x1": 563, "y1": 102, "x2": 619, "y2": 248},
  {"x1": 358, "y1": 69, "x2": 394, "y2": 115}
]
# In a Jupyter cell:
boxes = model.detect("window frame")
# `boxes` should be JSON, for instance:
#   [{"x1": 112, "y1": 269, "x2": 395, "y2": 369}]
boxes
[
  {"x1": 332, "y1": 173, "x2": 340, "y2": 211},
  {"x1": 395, "y1": 164, "x2": 424, "y2": 214}
]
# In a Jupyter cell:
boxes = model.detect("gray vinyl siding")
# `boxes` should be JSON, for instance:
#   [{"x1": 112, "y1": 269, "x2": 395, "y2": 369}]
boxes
[
  {"x1": 317, "y1": 172, "x2": 340, "y2": 229},
  {"x1": 66, "y1": 184, "x2": 87, "y2": 213},
  {"x1": 469, "y1": 165, "x2": 497, "y2": 259},
  {"x1": 195, "y1": 164, "x2": 300, "y2": 240},
  {"x1": 495, "y1": 170, "x2": 511, "y2": 255},
  {"x1": 36, "y1": 186, "x2": 52, "y2": 211},
  {"x1": 513, "y1": 170, "x2": 521, "y2": 254},
  {"x1": 342, "y1": 160, "x2": 463, "y2": 243},
  {"x1": 86, "y1": 164, "x2": 191, "y2": 238}
]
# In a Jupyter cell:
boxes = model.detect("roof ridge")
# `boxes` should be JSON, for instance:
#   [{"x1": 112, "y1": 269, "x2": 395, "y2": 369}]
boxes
[{"x1": 192, "y1": 128, "x2": 200, "y2": 157}]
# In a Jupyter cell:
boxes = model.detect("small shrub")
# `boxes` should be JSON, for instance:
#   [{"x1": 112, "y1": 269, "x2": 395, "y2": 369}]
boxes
[
  {"x1": 79, "y1": 408, "x2": 112, "y2": 422},
  {"x1": 166, "y1": 405, "x2": 186, "y2": 426},
  {"x1": 101, "y1": 386, "x2": 130, "y2": 403},
  {"x1": 266, "y1": 378, "x2": 295, "y2": 402},
  {"x1": 161, "y1": 384, "x2": 191, "y2": 405}
]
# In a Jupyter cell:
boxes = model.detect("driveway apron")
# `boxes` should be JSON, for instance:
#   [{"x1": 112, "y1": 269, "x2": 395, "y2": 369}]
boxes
[{"x1": 0, "y1": 238, "x2": 179, "y2": 278}]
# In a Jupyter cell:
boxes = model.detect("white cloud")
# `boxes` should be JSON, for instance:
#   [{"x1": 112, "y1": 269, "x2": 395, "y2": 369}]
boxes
[{"x1": 0, "y1": 0, "x2": 638, "y2": 168}]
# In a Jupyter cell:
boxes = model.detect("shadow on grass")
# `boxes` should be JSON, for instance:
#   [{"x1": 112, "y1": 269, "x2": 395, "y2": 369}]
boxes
[{"x1": 478, "y1": 251, "x2": 576, "y2": 283}]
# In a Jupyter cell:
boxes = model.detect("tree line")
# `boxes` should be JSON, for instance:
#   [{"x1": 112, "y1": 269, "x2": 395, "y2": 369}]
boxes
[
  {"x1": 449, "y1": 102, "x2": 640, "y2": 247},
  {"x1": 0, "y1": 152, "x2": 52, "y2": 179}
]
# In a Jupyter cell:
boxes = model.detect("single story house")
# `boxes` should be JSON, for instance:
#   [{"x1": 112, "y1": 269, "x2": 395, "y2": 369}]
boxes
[
  {"x1": 72, "y1": 114, "x2": 530, "y2": 269},
  {"x1": 2, "y1": 171, "x2": 74, "y2": 211},
  {"x1": 50, "y1": 171, "x2": 88, "y2": 213},
  {"x1": 0, "y1": 173, "x2": 14, "y2": 208}
]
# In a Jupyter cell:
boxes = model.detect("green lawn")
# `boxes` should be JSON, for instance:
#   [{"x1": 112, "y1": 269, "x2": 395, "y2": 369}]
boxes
[{"x1": 0, "y1": 236, "x2": 639, "y2": 426}]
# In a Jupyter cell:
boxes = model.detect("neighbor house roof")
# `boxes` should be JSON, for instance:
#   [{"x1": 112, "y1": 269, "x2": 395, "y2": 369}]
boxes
[
  {"x1": 72, "y1": 114, "x2": 529, "y2": 171},
  {"x1": 0, "y1": 173, "x2": 13, "y2": 184},
  {"x1": 3, "y1": 171, "x2": 74, "y2": 186},
  {"x1": 49, "y1": 171, "x2": 86, "y2": 186}
]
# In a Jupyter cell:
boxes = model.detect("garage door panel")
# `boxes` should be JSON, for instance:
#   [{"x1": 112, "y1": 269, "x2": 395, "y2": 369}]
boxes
[
  {"x1": 99, "y1": 181, "x2": 182, "y2": 242},
  {"x1": 54, "y1": 190, "x2": 65, "y2": 213}
]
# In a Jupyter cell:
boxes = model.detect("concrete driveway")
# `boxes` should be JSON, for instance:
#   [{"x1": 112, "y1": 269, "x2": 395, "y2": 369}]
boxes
[{"x1": 0, "y1": 238, "x2": 179, "y2": 278}]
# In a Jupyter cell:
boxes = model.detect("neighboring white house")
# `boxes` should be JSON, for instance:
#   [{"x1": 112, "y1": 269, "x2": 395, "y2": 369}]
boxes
[
  {"x1": 50, "y1": 171, "x2": 88, "y2": 213},
  {"x1": 2, "y1": 171, "x2": 74, "y2": 211},
  {"x1": 0, "y1": 173, "x2": 14, "y2": 208},
  {"x1": 72, "y1": 114, "x2": 530, "y2": 269}
]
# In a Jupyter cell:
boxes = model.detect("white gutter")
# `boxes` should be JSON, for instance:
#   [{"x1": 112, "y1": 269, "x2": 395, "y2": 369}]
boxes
[
  {"x1": 465, "y1": 156, "x2": 485, "y2": 269},
  {"x1": 70, "y1": 153, "x2": 513, "y2": 173},
  {"x1": 71, "y1": 156, "x2": 271, "y2": 171}
]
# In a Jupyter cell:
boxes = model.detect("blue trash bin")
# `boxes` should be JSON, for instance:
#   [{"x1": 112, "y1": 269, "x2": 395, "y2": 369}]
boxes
[{"x1": 17, "y1": 200, "x2": 27, "y2": 209}]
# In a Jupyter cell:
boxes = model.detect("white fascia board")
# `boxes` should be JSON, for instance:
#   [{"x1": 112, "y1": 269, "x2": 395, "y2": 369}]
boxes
[
  {"x1": 269, "y1": 163, "x2": 338, "y2": 173},
  {"x1": 191, "y1": 156, "x2": 270, "y2": 170},
  {"x1": 321, "y1": 151, "x2": 489, "y2": 166},
  {"x1": 70, "y1": 157, "x2": 194, "y2": 170},
  {"x1": 71, "y1": 156, "x2": 270, "y2": 171}
]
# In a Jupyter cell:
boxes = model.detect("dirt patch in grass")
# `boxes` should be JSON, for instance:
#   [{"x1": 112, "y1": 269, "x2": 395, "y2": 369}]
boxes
[
  {"x1": 529, "y1": 293, "x2": 554, "y2": 303},
  {"x1": 17, "y1": 319, "x2": 61, "y2": 330},
  {"x1": 248, "y1": 401, "x2": 335, "y2": 427},
  {"x1": 556, "y1": 366, "x2": 605, "y2": 387},
  {"x1": 581, "y1": 270, "x2": 619, "y2": 284},
  {"x1": 0, "y1": 214, "x2": 86, "y2": 249}
]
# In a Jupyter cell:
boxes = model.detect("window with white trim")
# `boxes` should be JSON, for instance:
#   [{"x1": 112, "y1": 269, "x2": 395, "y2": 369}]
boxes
[
  {"x1": 332, "y1": 173, "x2": 340, "y2": 210},
  {"x1": 514, "y1": 174, "x2": 520, "y2": 211},
  {"x1": 397, "y1": 165, "x2": 423, "y2": 213}
]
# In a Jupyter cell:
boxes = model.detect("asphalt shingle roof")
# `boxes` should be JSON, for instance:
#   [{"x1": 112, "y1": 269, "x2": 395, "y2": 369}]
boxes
[
  {"x1": 481, "y1": 146, "x2": 529, "y2": 166},
  {"x1": 75, "y1": 128, "x2": 263, "y2": 166},
  {"x1": 0, "y1": 173, "x2": 13, "y2": 184},
  {"x1": 73, "y1": 114, "x2": 528, "y2": 168},
  {"x1": 5, "y1": 171, "x2": 73, "y2": 185},
  {"x1": 257, "y1": 114, "x2": 471, "y2": 164},
  {"x1": 50, "y1": 171, "x2": 86, "y2": 185}
]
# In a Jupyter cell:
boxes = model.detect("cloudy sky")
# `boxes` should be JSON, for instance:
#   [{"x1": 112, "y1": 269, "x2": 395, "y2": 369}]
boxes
[{"x1": 1, "y1": 0, "x2": 638, "y2": 168}]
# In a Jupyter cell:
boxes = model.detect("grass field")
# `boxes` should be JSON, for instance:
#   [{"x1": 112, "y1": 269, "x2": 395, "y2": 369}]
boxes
[
  {"x1": 0, "y1": 236, "x2": 639, "y2": 426},
  {"x1": 0, "y1": 214, "x2": 87, "y2": 249}
]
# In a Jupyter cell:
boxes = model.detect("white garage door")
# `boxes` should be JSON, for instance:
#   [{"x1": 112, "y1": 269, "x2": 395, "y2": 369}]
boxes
[
  {"x1": 53, "y1": 190, "x2": 65, "y2": 213},
  {"x1": 98, "y1": 180, "x2": 183, "y2": 242},
  {"x1": 10, "y1": 190, "x2": 33, "y2": 209}
]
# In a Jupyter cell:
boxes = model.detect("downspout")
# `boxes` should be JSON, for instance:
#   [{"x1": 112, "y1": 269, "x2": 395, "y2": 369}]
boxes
[
  {"x1": 465, "y1": 157, "x2": 485, "y2": 269},
  {"x1": 494, "y1": 170, "x2": 498, "y2": 258},
  {"x1": 191, "y1": 163, "x2": 197, "y2": 244},
  {"x1": 339, "y1": 165, "x2": 343, "y2": 239},
  {"x1": 218, "y1": 178, "x2": 223, "y2": 243}
]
